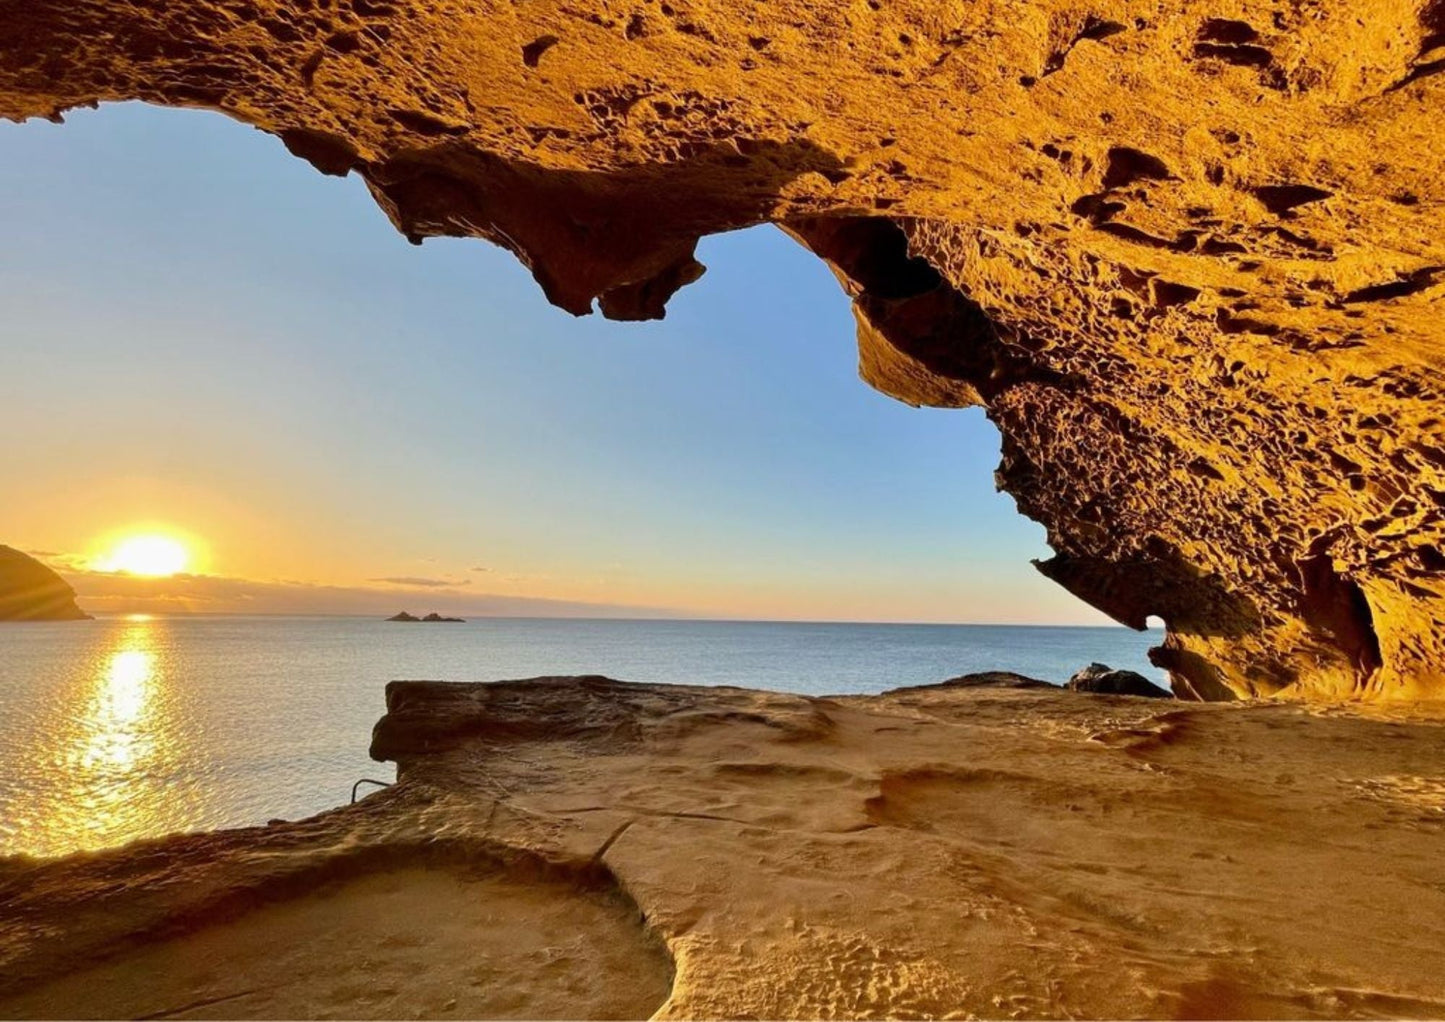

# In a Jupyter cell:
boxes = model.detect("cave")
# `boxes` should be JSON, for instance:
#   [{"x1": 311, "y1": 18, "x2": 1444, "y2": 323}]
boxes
[{"x1": 5, "y1": 0, "x2": 1445, "y2": 701}]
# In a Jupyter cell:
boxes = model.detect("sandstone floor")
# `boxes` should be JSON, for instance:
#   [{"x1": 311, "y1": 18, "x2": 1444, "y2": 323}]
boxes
[{"x1": 1, "y1": 675, "x2": 1443, "y2": 1019}]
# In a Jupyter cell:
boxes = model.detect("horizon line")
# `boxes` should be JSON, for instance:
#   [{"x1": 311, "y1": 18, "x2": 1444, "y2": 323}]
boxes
[{"x1": 70, "y1": 610, "x2": 1153, "y2": 630}]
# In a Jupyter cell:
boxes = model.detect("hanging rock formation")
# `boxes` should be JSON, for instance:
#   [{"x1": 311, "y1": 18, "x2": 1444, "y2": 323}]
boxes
[
  {"x1": 0, "y1": 546, "x2": 91, "y2": 621},
  {"x1": 3, "y1": 0, "x2": 1444, "y2": 700}
]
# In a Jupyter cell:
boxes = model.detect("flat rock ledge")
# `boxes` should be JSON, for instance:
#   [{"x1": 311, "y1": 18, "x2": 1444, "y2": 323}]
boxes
[{"x1": 3, "y1": 676, "x2": 1445, "y2": 1019}]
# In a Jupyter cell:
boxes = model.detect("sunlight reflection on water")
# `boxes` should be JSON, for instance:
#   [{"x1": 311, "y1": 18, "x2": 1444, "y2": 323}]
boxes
[
  {"x1": 2, "y1": 617, "x2": 396, "y2": 859},
  {"x1": 42, "y1": 618, "x2": 187, "y2": 855},
  {"x1": 83, "y1": 648, "x2": 154, "y2": 768},
  {"x1": 8, "y1": 617, "x2": 226, "y2": 857}
]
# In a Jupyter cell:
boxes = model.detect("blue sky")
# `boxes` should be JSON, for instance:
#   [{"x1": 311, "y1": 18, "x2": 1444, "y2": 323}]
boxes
[{"x1": 0, "y1": 102, "x2": 1112, "y2": 624}]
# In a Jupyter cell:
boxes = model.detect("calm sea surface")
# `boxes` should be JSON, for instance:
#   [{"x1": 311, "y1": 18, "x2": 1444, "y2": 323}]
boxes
[{"x1": 0, "y1": 616, "x2": 1162, "y2": 858}]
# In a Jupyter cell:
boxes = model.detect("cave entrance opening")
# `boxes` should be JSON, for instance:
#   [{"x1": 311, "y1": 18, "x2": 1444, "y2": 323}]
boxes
[{"x1": 0, "y1": 101, "x2": 1165, "y2": 686}]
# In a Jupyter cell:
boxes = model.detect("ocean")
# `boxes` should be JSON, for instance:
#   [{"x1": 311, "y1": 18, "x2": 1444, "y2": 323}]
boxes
[{"x1": 0, "y1": 615, "x2": 1163, "y2": 858}]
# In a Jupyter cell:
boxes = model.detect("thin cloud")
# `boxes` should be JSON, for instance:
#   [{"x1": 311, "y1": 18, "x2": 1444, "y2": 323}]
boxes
[
  {"x1": 31, "y1": 550, "x2": 90, "y2": 569},
  {"x1": 58, "y1": 566, "x2": 680, "y2": 619},
  {"x1": 368, "y1": 576, "x2": 470, "y2": 588}
]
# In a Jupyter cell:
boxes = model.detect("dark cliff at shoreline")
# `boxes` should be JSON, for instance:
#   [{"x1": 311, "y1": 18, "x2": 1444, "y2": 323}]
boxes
[{"x1": 0, "y1": 546, "x2": 91, "y2": 621}]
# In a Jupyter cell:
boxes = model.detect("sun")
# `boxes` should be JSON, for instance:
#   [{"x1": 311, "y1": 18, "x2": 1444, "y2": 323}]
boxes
[{"x1": 98, "y1": 535, "x2": 191, "y2": 577}]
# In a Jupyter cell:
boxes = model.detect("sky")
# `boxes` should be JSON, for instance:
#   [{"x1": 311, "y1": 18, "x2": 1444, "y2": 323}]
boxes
[{"x1": 0, "y1": 102, "x2": 1114, "y2": 625}]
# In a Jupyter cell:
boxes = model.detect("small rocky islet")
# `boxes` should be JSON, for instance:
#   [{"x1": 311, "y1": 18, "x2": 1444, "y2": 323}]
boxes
[{"x1": 386, "y1": 611, "x2": 466, "y2": 623}]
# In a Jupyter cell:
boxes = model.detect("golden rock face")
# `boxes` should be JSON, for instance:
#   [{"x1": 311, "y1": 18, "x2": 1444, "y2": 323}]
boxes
[{"x1": 4, "y1": 0, "x2": 1444, "y2": 700}]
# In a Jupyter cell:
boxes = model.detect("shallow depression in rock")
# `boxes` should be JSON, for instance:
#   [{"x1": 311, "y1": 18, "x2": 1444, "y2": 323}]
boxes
[{"x1": 0, "y1": 864, "x2": 674, "y2": 1020}]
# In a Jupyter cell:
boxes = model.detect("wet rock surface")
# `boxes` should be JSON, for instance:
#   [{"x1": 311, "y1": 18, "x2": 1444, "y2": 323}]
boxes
[{"x1": 4, "y1": 3, "x2": 1445, "y2": 700}]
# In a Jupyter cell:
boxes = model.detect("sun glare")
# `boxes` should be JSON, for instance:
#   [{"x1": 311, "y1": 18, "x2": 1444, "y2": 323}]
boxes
[{"x1": 99, "y1": 535, "x2": 191, "y2": 577}]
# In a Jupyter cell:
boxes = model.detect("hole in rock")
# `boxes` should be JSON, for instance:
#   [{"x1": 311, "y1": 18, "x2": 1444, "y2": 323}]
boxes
[
  {"x1": 1197, "y1": 18, "x2": 1259, "y2": 45},
  {"x1": 1101, "y1": 146, "x2": 1174, "y2": 190},
  {"x1": 1421, "y1": 0, "x2": 1445, "y2": 51},
  {"x1": 521, "y1": 34, "x2": 560, "y2": 67},
  {"x1": 1192, "y1": 41, "x2": 1275, "y2": 68},
  {"x1": 1252, "y1": 183, "x2": 1333, "y2": 216},
  {"x1": 1342, "y1": 267, "x2": 1441, "y2": 304},
  {"x1": 1297, "y1": 555, "x2": 1383, "y2": 678}
]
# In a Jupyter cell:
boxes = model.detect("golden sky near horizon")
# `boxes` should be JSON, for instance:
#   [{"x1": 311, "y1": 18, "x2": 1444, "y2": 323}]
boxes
[{"x1": 7, "y1": 478, "x2": 1108, "y2": 623}]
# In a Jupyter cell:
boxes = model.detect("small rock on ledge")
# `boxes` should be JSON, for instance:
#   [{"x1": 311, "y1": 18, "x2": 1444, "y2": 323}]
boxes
[
  {"x1": 1067, "y1": 662, "x2": 1172, "y2": 699},
  {"x1": 884, "y1": 671, "x2": 1055, "y2": 695}
]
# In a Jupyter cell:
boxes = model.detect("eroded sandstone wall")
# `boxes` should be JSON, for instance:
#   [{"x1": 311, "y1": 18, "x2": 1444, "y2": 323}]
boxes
[{"x1": 4, "y1": 0, "x2": 1443, "y2": 700}]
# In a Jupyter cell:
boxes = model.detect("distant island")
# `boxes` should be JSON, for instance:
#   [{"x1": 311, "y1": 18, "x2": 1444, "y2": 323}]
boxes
[
  {"x1": 386, "y1": 611, "x2": 465, "y2": 623},
  {"x1": 0, "y1": 545, "x2": 91, "y2": 621}
]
